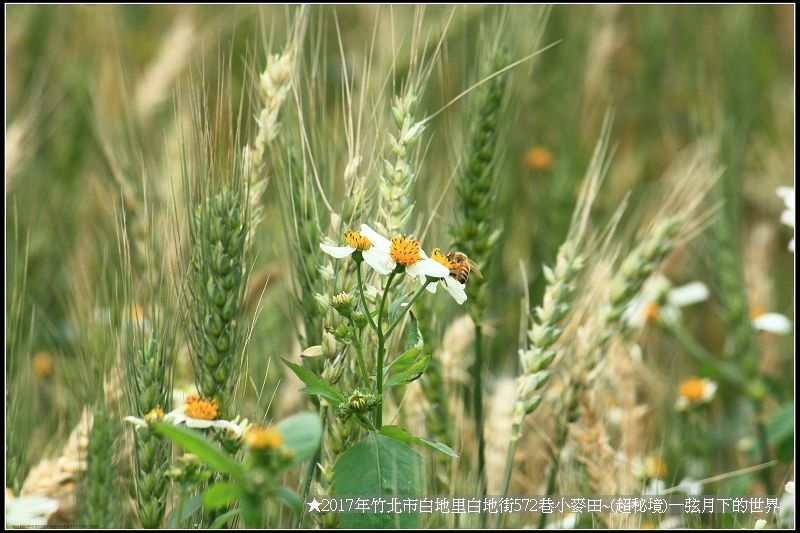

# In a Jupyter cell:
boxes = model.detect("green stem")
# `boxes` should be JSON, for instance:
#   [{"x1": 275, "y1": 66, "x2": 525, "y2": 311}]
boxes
[
  {"x1": 384, "y1": 280, "x2": 432, "y2": 337},
  {"x1": 537, "y1": 393, "x2": 575, "y2": 529},
  {"x1": 473, "y1": 322, "x2": 486, "y2": 502},
  {"x1": 374, "y1": 271, "x2": 398, "y2": 428},
  {"x1": 355, "y1": 261, "x2": 378, "y2": 334},
  {"x1": 349, "y1": 322, "x2": 369, "y2": 389},
  {"x1": 665, "y1": 321, "x2": 746, "y2": 387},
  {"x1": 296, "y1": 408, "x2": 328, "y2": 528}
]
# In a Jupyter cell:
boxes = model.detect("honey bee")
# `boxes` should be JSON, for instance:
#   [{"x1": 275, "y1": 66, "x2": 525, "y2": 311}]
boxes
[{"x1": 445, "y1": 251, "x2": 483, "y2": 285}]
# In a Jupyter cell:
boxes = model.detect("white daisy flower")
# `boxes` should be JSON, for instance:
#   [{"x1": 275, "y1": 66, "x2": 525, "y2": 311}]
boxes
[
  {"x1": 623, "y1": 275, "x2": 709, "y2": 328},
  {"x1": 320, "y1": 226, "x2": 396, "y2": 275},
  {"x1": 675, "y1": 376, "x2": 717, "y2": 411},
  {"x1": 161, "y1": 395, "x2": 246, "y2": 438},
  {"x1": 777, "y1": 186, "x2": 795, "y2": 253},
  {"x1": 752, "y1": 311, "x2": 792, "y2": 335},
  {"x1": 357, "y1": 224, "x2": 449, "y2": 282},
  {"x1": 421, "y1": 248, "x2": 467, "y2": 305},
  {"x1": 5, "y1": 489, "x2": 59, "y2": 527}
]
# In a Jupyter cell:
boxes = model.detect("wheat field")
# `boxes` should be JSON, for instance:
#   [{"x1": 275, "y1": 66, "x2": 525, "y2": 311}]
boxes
[{"x1": 5, "y1": 4, "x2": 795, "y2": 529}]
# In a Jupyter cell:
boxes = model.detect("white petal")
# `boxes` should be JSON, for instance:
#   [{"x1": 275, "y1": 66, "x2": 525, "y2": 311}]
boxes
[
  {"x1": 362, "y1": 247, "x2": 396, "y2": 275},
  {"x1": 701, "y1": 379, "x2": 717, "y2": 402},
  {"x1": 406, "y1": 258, "x2": 449, "y2": 280},
  {"x1": 753, "y1": 313, "x2": 792, "y2": 335},
  {"x1": 185, "y1": 418, "x2": 215, "y2": 429},
  {"x1": 424, "y1": 277, "x2": 438, "y2": 293},
  {"x1": 781, "y1": 209, "x2": 795, "y2": 229},
  {"x1": 124, "y1": 416, "x2": 148, "y2": 429},
  {"x1": 668, "y1": 282, "x2": 710, "y2": 308},
  {"x1": 359, "y1": 224, "x2": 391, "y2": 251},
  {"x1": 319, "y1": 243, "x2": 355, "y2": 259},
  {"x1": 623, "y1": 297, "x2": 646, "y2": 328},
  {"x1": 443, "y1": 277, "x2": 467, "y2": 305},
  {"x1": 212, "y1": 420, "x2": 243, "y2": 437},
  {"x1": 776, "y1": 186, "x2": 794, "y2": 206},
  {"x1": 789, "y1": 237, "x2": 795, "y2": 253}
]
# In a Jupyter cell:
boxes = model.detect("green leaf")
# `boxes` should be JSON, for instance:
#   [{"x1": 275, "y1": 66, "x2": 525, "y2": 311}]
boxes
[
  {"x1": 276, "y1": 411, "x2": 323, "y2": 464},
  {"x1": 282, "y1": 358, "x2": 345, "y2": 407},
  {"x1": 767, "y1": 403, "x2": 793, "y2": 445},
  {"x1": 332, "y1": 432, "x2": 424, "y2": 528},
  {"x1": 209, "y1": 509, "x2": 240, "y2": 529},
  {"x1": 275, "y1": 487, "x2": 302, "y2": 515},
  {"x1": 383, "y1": 347, "x2": 421, "y2": 376},
  {"x1": 380, "y1": 425, "x2": 458, "y2": 458},
  {"x1": 166, "y1": 494, "x2": 203, "y2": 528},
  {"x1": 405, "y1": 312, "x2": 423, "y2": 351},
  {"x1": 154, "y1": 423, "x2": 243, "y2": 479},
  {"x1": 203, "y1": 482, "x2": 241, "y2": 510},
  {"x1": 384, "y1": 353, "x2": 430, "y2": 389}
]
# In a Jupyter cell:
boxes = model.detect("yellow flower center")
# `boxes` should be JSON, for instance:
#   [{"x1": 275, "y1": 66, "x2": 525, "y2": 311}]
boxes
[
  {"x1": 643, "y1": 301, "x2": 661, "y2": 323},
  {"x1": 145, "y1": 406, "x2": 165, "y2": 423},
  {"x1": 644, "y1": 456, "x2": 668, "y2": 479},
  {"x1": 32, "y1": 351, "x2": 54, "y2": 378},
  {"x1": 430, "y1": 248, "x2": 452, "y2": 270},
  {"x1": 344, "y1": 229, "x2": 371, "y2": 251},
  {"x1": 678, "y1": 377, "x2": 706, "y2": 403},
  {"x1": 244, "y1": 426, "x2": 283, "y2": 450},
  {"x1": 750, "y1": 306, "x2": 766, "y2": 320},
  {"x1": 130, "y1": 303, "x2": 145, "y2": 322},
  {"x1": 524, "y1": 146, "x2": 554, "y2": 171},
  {"x1": 184, "y1": 395, "x2": 218, "y2": 420},
  {"x1": 390, "y1": 236, "x2": 421, "y2": 266}
]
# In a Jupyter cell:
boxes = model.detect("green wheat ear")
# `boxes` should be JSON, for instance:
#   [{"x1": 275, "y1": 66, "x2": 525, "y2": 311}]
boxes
[
  {"x1": 81, "y1": 405, "x2": 119, "y2": 528},
  {"x1": 451, "y1": 45, "x2": 509, "y2": 319},
  {"x1": 186, "y1": 182, "x2": 248, "y2": 416}
]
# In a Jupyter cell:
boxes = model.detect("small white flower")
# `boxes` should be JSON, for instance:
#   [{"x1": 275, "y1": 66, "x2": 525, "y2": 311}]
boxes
[
  {"x1": 777, "y1": 186, "x2": 795, "y2": 253},
  {"x1": 675, "y1": 377, "x2": 717, "y2": 411},
  {"x1": 676, "y1": 476, "x2": 703, "y2": 496},
  {"x1": 754, "y1": 518, "x2": 767, "y2": 529},
  {"x1": 752, "y1": 312, "x2": 792, "y2": 335},
  {"x1": 319, "y1": 225, "x2": 395, "y2": 275},
  {"x1": 5, "y1": 489, "x2": 59, "y2": 527},
  {"x1": 624, "y1": 275, "x2": 709, "y2": 328},
  {"x1": 124, "y1": 406, "x2": 166, "y2": 430}
]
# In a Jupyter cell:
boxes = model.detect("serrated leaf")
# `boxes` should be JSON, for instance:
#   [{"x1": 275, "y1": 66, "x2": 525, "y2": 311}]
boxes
[
  {"x1": 332, "y1": 432, "x2": 424, "y2": 528},
  {"x1": 384, "y1": 354, "x2": 430, "y2": 389},
  {"x1": 203, "y1": 482, "x2": 241, "y2": 510},
  {"x1": 380, "y1": 425, "x2": 458, "y2": 458},
  {"x1": 282, "y1": 358, "x2": 345, "y2": 407},
  {"x1": 154, "y1": 423, "x2": 243, "y2": 479},
  {"x1": 276, "y1": 411, "x2": 323, "y2": 464}
]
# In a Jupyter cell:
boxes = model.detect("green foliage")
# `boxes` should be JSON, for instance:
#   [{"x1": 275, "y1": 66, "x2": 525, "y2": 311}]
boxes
[{"x1": 332, "y1": 432, "x2": 425, "y2": 529}]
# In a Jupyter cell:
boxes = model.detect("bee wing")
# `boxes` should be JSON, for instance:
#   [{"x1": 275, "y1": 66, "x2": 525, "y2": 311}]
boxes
[{"x1": 467, "y1": 258, "x2": 483, "y2": 279}]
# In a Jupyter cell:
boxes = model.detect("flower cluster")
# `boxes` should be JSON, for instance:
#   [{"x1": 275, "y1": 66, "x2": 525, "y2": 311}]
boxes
[{"x1": 320, "y1": 224, "x2": 467, "y2": 304}]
